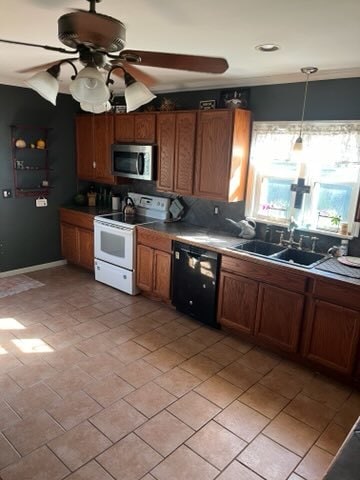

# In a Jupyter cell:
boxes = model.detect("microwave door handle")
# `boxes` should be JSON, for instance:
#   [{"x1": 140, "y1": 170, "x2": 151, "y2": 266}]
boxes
[{"x1": 137, "y1": 153, "x2": 145, "y2": 175}]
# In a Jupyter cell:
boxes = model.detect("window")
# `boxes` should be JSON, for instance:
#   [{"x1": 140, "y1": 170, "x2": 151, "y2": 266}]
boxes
[{"x1": 246, "y1": 122, "x2": 360, "y2": 236}]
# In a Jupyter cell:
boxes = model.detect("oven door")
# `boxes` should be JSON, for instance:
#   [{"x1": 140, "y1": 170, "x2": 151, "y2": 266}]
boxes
[{"x1": 94, "y1": 220, "x2": 134, "y2": 271}]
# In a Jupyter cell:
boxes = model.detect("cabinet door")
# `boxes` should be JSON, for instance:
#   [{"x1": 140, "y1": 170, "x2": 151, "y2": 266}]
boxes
[
  {"x1": 255, "y1": 284, "x2": 304, "y2": 352},
  {"x1": 194, "y1": 110, "x2": 233, "y2": 201},
  {"x1": 174, "y1": 112, "x2": 196, "y2": 195},
  {"x1": 136, "y1": 244, "x2": 154, "y2": 292},
  {"x1": 218, "y1": 271, "x2": 258, "y2": 334},
  {"x1": 134, "y1": 114, "x2": 156, "y2": 143},
  {"x1": 157, "y1": 113, "x2": 176, "y2": 191},
  {"x1": 78, "y1": 228, "x2": 94, "y2": 271},
  {"x1": 153, "y1": 250, "x2": 172, "y2": 300},
  {"x1": 93, "y1": 114, "x2": 115, "y2": 184},
  {"x1": 303, "y1": 299, "x2": 360, "y2": 375},
  {"x1": 75, "y1": 115, "x2": 95, "y2": 180},
  {"x1": 60, "y1": 223, "x2": 79, "y2": 265},
  {"x1": 114, "y1": 114, "x2": 135, "y2": 142}
]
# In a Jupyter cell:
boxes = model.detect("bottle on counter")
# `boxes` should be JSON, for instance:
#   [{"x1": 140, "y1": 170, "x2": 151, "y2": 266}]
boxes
[{"x1": 340, "y1": 239, "x2": 349, "y2": 256}]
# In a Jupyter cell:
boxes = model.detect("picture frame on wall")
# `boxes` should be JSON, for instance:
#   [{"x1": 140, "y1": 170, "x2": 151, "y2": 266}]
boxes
[
  {"x1": 199, "y1": 99, "x2": 216, "y2": 110},
  {"x1": 220, "y1": 88, "x2": 250, "y2": 109}
]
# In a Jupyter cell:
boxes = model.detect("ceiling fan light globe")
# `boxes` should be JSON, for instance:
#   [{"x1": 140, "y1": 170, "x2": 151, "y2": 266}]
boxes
[
  {"x1": 70, "y1": 66, "x2": 110, "y2": 104},
  {"x1": 80, "y1": 101, "x2": 112, "y2": 114},
  {"x1": 25, "y1": 71, "x2": 59, "y2": 106},
  {"x1": 124, "y1": 81, "x2": 156, "y2": 113}
]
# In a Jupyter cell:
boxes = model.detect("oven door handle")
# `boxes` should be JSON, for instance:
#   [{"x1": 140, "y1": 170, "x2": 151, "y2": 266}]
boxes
[{"x1": 137, "y1": 153, "x2": 145, "y2": 176}]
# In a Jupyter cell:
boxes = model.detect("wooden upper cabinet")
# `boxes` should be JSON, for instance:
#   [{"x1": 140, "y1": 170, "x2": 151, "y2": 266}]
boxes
[
  {"x1": 303, "y1": 299, "x2": 360, "y2": 375},
  {"x1": 157, "y1": 113, "x2": 176, "y2": 191},
  {"x1": 114, "y1": 114, "x2": 135, "y2": 142},
  {"x1": 157, "y1": 111, "x2": 196, "y2": 194},
  {"x1": 76, "y1": 115, "x2": 95, "y2": 181},
  {"x1": 114, "y1": 113, "x2": 156, "y2": 143},
  {"x1": 134, "y1": 114, "x2": 156, "y2": 143},
  {"x1": 93, "y1": 114, "x2": 115, "y2": 184},
  {"x1": 255, "y1": 284, "x2": 304, "y2": 352},
  {"x1": 76, "y1": 114, "x2": 115, "y2": 184},
  {"x1": 174, "y1": 112, "x2": 196, "y2": 195},
  {"x1": 194, "y1": 109, "x2": 251, "y2": 202}
]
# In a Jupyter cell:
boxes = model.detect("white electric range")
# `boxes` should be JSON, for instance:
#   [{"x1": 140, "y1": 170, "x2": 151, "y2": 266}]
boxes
[{"x1": 94, "y1": 193, "x2": 170, "y2": 295}]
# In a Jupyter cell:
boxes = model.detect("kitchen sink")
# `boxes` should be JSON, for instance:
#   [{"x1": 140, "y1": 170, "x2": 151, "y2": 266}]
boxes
[
  {"x1": 231, "y1": 240, "x2": 328, "y2": 268},
  {"x1": 271, "y1": 248, "x2": 327, "y2": 267},
  {"x1": 233, "y1": 240, "x2": 285, "y2": 256}
]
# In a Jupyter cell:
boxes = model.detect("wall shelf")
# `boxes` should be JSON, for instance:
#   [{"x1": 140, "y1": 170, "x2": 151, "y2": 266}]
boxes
[{"x1": 11, "y1": 125, "x2": 52, "y2": 198}]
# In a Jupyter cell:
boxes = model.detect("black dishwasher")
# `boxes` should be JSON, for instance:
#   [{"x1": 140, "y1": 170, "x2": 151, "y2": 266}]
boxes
[{"x1": 172, "y1": 241, "x2": 220, "y2": 328}]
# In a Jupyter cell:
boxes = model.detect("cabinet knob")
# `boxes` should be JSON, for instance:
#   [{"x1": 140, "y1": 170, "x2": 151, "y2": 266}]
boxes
[{"x1": 93, "y1": 161, "x2": 96, "y2": 169}]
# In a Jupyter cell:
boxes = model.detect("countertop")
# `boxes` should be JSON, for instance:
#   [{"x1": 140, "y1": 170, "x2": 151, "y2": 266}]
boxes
[
  {"x1": 139, "y1": 221, "x2": 360, "y2": 287},
  {"x1": 61, "y1": 206, "x2": 360, "y2": 287}
]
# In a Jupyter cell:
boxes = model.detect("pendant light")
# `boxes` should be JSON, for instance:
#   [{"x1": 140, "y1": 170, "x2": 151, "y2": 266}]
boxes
[{"x1": 293, "y1": 66, "x2": 318, "y2": 151}]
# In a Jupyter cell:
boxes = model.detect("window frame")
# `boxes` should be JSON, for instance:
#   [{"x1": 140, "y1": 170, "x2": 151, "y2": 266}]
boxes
[{"x1": 245, "y1": 120, "x2": 360, "y2": 239}]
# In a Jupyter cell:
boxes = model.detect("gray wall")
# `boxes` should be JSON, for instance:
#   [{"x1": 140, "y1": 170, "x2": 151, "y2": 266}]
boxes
[{"x1": 0, "y1": 84, "x2": 78, "y2": 272}]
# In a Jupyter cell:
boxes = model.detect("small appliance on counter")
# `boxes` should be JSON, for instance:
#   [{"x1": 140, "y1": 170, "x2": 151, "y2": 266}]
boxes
[
  {"x1": 94, "y1": 193, "x2": 170, "y2": 295},
  {"x1": 172, "y1": 241, "x2": 220, "y2": 328}
]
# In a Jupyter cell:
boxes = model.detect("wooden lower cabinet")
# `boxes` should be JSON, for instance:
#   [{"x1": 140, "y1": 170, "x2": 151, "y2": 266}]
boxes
[
  {"x1": 60, "y1": 209, "x2": 94, "y2": 271},
  {"x1": 303, "y1": 299, "x2": 360, "y2": 375},
  {"x1": 218, "y1": 271, "x2": 258, "y2": 334},
  {"x1": 60, "y1": 223, "x2": 78, "y2": 265},
  {"x1": 78, "y1": 228, "x2": 94, "y2": 271},
  {"x1": 218, "y1": 255, "x2": 305, "y2": 354},
  {"x1": 255, "y1": 284, "x2": 304, "y2": 352},
  {"x1": 136, "y1": 230, "x2": 172, "y2": 302},
  {"x1": 137, "y1": 244, "x2": 154, "y2": 292},
  {"x1": 153, "y1": 250, "x2": 172, "y2": 300}
]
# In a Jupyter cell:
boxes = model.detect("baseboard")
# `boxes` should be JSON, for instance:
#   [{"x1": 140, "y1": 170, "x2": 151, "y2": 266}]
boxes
[{"x1": 0, "y1": 260, "x2": 68, "y2": 278}]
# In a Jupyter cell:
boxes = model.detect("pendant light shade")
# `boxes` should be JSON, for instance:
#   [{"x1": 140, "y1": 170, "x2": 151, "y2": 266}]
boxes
[
  {"x1": 293, "y1": 66, "x2": 318, "y2": 151},
  {"x1": 25, "y1": 70, "x2": 59, "y2": 106},
  {"x1": 124, "y1": 81, "x2": 156, "y2": 113},
  {"x1": 70, "y1": 66, "x2": 110, "y2": 105}
]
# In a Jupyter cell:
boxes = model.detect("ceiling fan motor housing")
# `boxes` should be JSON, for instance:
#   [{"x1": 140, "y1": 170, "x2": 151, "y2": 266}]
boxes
[{"x1": 58, "y1": 12, "x2": 126, "y2": 52}]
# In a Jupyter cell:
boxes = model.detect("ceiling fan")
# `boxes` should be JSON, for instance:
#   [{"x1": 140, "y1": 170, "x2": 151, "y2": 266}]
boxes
[{"x1": 0, "y1": 0, "x2": 229, "y2": 112}]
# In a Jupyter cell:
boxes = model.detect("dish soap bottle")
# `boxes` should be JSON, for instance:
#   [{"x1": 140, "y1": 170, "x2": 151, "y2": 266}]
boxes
[{"x1": 340, "y1": 239, "x2": 349, "y2": 256}]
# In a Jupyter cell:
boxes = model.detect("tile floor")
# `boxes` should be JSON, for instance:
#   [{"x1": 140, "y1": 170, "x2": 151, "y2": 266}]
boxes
[{"x1": 0, "y1": 265, "x2": 359, "y2": 480}]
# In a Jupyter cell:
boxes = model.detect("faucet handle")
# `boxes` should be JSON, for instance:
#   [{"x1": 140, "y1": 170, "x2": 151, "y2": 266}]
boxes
[
  {"x1": 310, "y1": 236, "x2": 319, "y2": 252},
  {"x1": 275, "y1": 230, "x2": 285, "y2": 245},
  {"x1": 298, "y1": 234, "x2": 310, "y2": 249}
]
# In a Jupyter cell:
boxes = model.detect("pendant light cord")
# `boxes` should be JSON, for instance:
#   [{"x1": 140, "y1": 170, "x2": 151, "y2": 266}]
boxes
[
  {"x1": 298, "y1": 73, "x2": 310, "y2": 138},
  {"x1": 297, "y1": 67, "x2": 318, "y2": 140}
]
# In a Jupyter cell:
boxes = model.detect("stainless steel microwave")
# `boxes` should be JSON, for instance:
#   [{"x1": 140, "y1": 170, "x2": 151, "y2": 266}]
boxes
[{"x1": 111, "y1": 144, "x2": 155, "y2": 181}]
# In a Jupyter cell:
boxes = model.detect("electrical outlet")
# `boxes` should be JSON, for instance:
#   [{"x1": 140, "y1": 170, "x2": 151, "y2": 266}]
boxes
[
  {"x1": 36, "y1": 198, "x2": 48, "y2": 207},
  {"x1": 214, "y1": 206, "x2": 219, "y2": 215},
  {"x1": 2, "y1": 189, "x2": 12, "y2": 198}
]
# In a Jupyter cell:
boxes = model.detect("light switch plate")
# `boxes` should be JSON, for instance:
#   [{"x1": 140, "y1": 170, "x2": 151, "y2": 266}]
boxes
[{"x1": 2, "y1": 189, "x2": 12, "y2": 198}]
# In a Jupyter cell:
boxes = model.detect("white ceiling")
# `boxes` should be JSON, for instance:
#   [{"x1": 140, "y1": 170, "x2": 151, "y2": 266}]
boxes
[{"x1": 0, "y1": 0, "x2": 360, "y2": 95}]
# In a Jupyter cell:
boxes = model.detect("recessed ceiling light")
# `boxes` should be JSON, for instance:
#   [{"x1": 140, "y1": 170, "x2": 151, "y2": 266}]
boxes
[{"x1": 255, "y1": 44, "x2": 280, "y2": 52}]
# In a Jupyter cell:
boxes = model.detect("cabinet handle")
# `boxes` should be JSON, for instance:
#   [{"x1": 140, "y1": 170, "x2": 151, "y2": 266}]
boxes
[{"x1": 93, "y1": 161, "x2": 96, "y2": 169}]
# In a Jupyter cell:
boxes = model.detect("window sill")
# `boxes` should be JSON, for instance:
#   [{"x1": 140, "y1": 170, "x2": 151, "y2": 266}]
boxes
[{"x1": 254, "y1": 217, "x2": 357, "y2": 240}]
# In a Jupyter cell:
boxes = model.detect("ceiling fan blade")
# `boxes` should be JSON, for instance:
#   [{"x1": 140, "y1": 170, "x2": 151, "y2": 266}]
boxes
[
  {"x1": 118, "y1": 50, "x2": 229, "y2": 74},
  {"x1": 0, "y1": 38, "x2": 76, "y2": 54},
  {"x1": 110, "y1": 61, "x2": 157, "y2": 87},
  {"x1": 17, "y1": 58, "x2": 79, "y2": 74}
]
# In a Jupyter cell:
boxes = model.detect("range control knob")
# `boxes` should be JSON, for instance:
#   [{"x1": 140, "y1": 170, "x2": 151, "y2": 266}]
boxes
[{"x1": 189, "y1": 300, "x2": 193, "y2": 306}]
